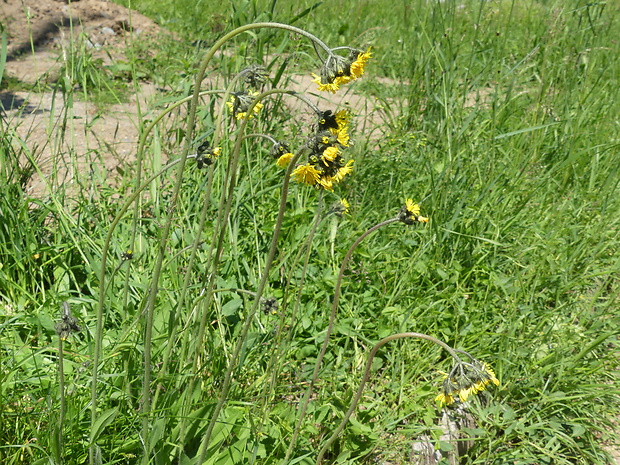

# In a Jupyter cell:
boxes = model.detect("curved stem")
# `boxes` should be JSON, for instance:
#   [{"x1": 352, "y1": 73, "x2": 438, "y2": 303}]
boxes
[
  {"x1": 316, "y1": 332, "x2": 460, "y2": 464},
  {"x1": 254, "y1": 191, "x2": 325, "y2": 440},
  {"x1": 285, "y1": 216, "x2": 401, "y2": 460},
  {"x1": 90, "y1": 154, "x2": 192, "y2": 463},
  {"x1": 194, "y1": 147, "x2": 305, "y2": 464}
]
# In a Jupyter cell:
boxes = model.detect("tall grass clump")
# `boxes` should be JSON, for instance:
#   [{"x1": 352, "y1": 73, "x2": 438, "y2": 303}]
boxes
[{"x1": 1, "y1": 0, "x2": 620, "y2": 464}]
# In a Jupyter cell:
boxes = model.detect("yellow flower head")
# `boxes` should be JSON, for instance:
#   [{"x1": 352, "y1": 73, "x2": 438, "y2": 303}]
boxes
[
  {"x1": 322, "y1": 146, "x2": 341, "y2": 163},
  {"x1": 292, "y1": 164, "x2": 321, "y2": 185},
  {"x1": 332, "y1": 159, "x2": 354, "y2": 183},
  {"x1": 405, "y1": 198, "x2": 420, "y2": 216},
  {"x1": 317, "y1": 176, "x2": 334, "y2": 191},
  {"x1": 349, "y1": 47, "x2": 372, "y2": 79},
  {"x1": 436, "y1": 359, "x2": 500, "y2": 407},
  {"x1": 398, "y1": 199, "x2": 427, "y2": 225},
  {"x1": 226, "y1": 91, "x2": 263, "y2": 120},
  {"x1": 435, "y1": 392, "x2": 454, "y2": 406},
  {"x1": 338, "y1": 198, "x2": 351, "y2": 215},
  {"x1": 312, "y1": 47, "x2": 371, "y2": 93},
  {"x1": 276, "y1": 152, "x2": 294, "y2": 168}
]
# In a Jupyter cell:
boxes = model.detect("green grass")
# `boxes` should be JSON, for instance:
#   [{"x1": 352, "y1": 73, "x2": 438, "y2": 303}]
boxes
[{"x1": 1, "y1": 0, "x2": 619, "y2": 464}]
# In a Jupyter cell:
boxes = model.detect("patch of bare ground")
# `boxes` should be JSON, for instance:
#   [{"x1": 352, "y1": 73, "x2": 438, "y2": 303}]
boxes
[{"x1": 1, "y1": 0, "x2": 398, "y2": 200}]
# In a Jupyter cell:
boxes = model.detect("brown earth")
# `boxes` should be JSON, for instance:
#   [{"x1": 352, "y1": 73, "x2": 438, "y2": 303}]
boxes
[
  {"x1": 1, "y1": 0, "x2": 389, "y2": 198},
  {"x1": 1, "y1": 0, "x2": 168, "y2": 196}
]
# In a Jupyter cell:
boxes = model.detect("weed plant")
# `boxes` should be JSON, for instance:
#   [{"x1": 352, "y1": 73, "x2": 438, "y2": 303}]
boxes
[{"x1": 1, "y1": 1, "x2": 620, "y2": 464}]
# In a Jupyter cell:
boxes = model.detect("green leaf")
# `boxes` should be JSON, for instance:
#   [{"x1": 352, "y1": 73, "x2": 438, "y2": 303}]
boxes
[{"x1": 89, "y1": 408, "x2": 118, "y2": 444}]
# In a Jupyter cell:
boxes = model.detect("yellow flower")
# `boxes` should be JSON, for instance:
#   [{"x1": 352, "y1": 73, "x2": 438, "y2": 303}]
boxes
[
  {"x1": 334, "y1": 109, "x2": 351, "y2": 128},
  {"x1": 405, "y1": 198, "x2": 420, "y2": 216},
  {"x1": 398, "y1": 199, "x2": 428, "y2": 225},
  {"x1": 317, "y1": 176, "x2": 334, "y2": 191},
  {"x1": 226, "y1": 91, "x2": 264, "y2": 120},
  {"x1": 436, "y1": 360, "x2": 500, "y2": 408},
  {"x1": 435, "y1": 392, "x2": 454, "y2": 406},
  {"x1": 312, "y1": 74, "x2": 341, "y2": 93},
  {"x1": 333, "y1": 159, "x2": 354, "y2": 183},
  {"x1": 292, "y1": 164, "x2": 321, "y2": 185},
  {"x1": 322, "y1": 146, "x2": 340, "y2": 163},
  {"x1": 276, "y1": 152, "x2": 294, "y2": 168},
  {"x1": 350, "y1": 47, "x2": 372, "y2": 79}
]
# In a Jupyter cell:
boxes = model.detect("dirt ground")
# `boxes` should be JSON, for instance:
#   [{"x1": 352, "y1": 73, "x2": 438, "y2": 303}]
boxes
[
  {"x1": 1, "y1": 0, "x2": 167, "y2": 195},
  {"x1": 1, "y1": 0, "x2": 386, "y2": 197}
]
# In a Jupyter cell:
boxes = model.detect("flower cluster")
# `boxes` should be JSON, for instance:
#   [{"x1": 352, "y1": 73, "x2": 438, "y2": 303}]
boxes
[
  {"x1": 435, "y1": 360, "x2": 500, "y2": 406},
  {"x1": 291, "y1": 110, "x2": 354, "y2": 191},
  {"x1": 226, "y1": 90, "x2": 264, "y2": 120},
  {"x1": 195, "y1": 140, "x2": 222, "y2": 169},
  {"x1": 397, "y1": 199, "x2": 429, "y2": 224},
  {"x1": 312, "y1": 47, "x2": 372, "y2": 93}
]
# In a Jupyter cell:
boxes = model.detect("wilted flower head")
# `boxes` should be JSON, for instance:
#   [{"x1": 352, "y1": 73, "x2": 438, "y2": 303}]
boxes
[
  {"x1": 436, "y1": 359, "x2": 500, "y2": 406},
  {"x1": 55, "y1": 303, "x2": 81, "y2": 341},
  {"x1": 261, "y1": 297, "x2": 279, "y2": 315},
  {"x1": 312, "y1": 47, "x2": 372, "y2": 93},
  {"x1": 330, "y1": 198, "x2": 350, "y2": 217},
  {"x1": 195, "y1": 140, "x2": 222, "y2": 169},
  {"x1": 397, "y1": 199, "x2": 429, "y2": 224},
  {"x1": 226, "y1": 91, "x2": 264, "y2": 120},
  {"x1": 242, "y1": 65, "x2": 269, "y2": 90}
]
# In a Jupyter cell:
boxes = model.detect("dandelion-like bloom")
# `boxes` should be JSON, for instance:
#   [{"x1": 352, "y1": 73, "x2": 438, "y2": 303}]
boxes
[
  {"x1": 312, "y1": 47, "x2": 372, "y2": 93},
  {"x1": 270, "y1": 141, "x2": 294, "y2": 168},
  {"x1": 322, "y1": 146, "x2": 340, "y2": 162},
  {"x1": 349, "y1": 47, "x2": 372, "y2": 79},
  {"x1": 332, "y1": 159, "x2": 354, "y2": 183},
  {"x1": 226, "y1": 91, "x2": 264, "y2": 120},
  {"x1": 435, "y1": 360, "x2": 500, "y2": 407},
  {"x1": 292, "y1": 164, "x2": 321, "y2": 185},
  {"x1": 276, "y1": 152, "x2": 294, "y2": 168},
  {"x1": 397, "y1": 198, "x2": 429, "y2": 225}
]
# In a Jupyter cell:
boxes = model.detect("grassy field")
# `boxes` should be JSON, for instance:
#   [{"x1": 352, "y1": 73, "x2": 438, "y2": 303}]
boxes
[{"x1": 1, "y1": 0, "x2": 619, "y2": 464}]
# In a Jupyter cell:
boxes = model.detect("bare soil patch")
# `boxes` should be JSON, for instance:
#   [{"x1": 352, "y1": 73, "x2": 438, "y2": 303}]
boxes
[{"x1": 1, "y1": 0, "x2": 390, "y2": 198}]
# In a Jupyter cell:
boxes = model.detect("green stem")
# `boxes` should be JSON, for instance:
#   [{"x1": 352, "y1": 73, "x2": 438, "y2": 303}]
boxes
[
  {"x1": 57, "y1": 337, "x2": 65, "y2": 465},
  {"x1": 194, "y1": 147, "x2": 305, "y2": 463},
  {"x1": 254, "y1": 192, "x2": 325, "y2": 447},
  {"x1": 286, "y1": 217, "x2": 400, "y2": 460},
  {"x1": 316, "y1": 332, "x2": 460, "y2": 464}
]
